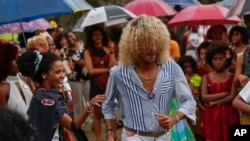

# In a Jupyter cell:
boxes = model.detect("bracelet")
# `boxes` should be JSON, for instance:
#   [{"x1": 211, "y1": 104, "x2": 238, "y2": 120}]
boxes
[
  {"x1": 175, "y1": 114, "x2": 180, "y2": 122},
  {"x1": 106, "y1": 128, "x2": 114, "y2": 132},
  {"x1": 86, "y1": 102, "x2": 93, "y2": 113}
]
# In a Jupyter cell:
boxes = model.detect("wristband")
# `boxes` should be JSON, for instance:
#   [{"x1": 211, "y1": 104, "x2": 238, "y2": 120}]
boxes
[{"x1": 86, "y1": 102, "x2": 93, "y2": 113}]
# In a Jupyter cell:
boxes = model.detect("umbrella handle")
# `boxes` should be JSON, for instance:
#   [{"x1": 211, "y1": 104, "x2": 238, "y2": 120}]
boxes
[{"x1": 19, "y1": 19, "x2": 27, "y2": 48}]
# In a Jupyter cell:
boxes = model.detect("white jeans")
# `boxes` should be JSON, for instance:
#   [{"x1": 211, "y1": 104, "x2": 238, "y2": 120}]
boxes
[{"x1": 121, "y1": 128, "x2": 170, "y2": 141}]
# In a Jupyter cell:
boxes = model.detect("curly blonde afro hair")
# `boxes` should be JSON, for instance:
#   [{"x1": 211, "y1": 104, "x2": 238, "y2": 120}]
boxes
[
  {"x1": 118, "y1": 15, "x2": 171, "y2": 65},
  {"x1": 27, "y1": 35, "x2": 49, "y2": 52}
]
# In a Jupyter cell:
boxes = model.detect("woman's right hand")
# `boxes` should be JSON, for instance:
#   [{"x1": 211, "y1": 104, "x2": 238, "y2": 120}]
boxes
[{"x1": 89, "y1": 95, "x2": 106, "y2": 107}]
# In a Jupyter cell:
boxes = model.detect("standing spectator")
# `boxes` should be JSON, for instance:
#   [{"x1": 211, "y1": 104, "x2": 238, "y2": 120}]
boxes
[
  {"x1": 206, "y1": 25, "x2": 228, "y2": 44},
  {"x1": 169, "y1": 40, "x2": 181, "y2": 62},
  {"x1": 201, "y1": 42, "x2": 239, "y2": 141},
  {"x1": 108, "y1": 24, "x2": 123, "y2": 60},
  {"x1": 27, "y1": 35, "x2": 49, "y2": 53},
  {"x1": 103, "y1": 15, "x2": 196, "y2": 141},
  {"x1": 178, "y1": 56, "x2": 204, "y2": 141},
  {"x1": 197, "y1": 41, "x2": 213, "y2": 77},
  {"x1": 228, "y1": 25, "x2": 249, "y2": 73},
  {"x1": 0, "y1": 40, "x2": 33, "y2": 120},
  {"x1": 62, "y1": 31, "x2": 90, "y2": 119},
  {"x1": 55, "y1": 32, "x2": 68, "y2": 49},
  {"x1": 181, "y1": 26, "x2": 204, "y2": 60},
  {"x1": 84, "y1": 25, "x2": 116, "y2": 141},
  {"x1": 229, "y1": 25, "x2": 249, "y2": 56},
  {"x1": 54, "y1": 32, "x2": 68, "y2": 57}
]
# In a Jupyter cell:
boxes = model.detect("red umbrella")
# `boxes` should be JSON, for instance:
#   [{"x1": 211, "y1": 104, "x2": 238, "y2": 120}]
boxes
[
  {"x1": 168, "y1": 4, "x2": 241, "y2": 26},
  {"x1": 124, "y1": 0, "x2": 176, "y2": 17}
]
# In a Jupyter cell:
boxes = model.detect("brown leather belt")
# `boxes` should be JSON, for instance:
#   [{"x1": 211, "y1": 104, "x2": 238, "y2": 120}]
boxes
[{"x1": 123, "y1": 125, "x2": 166, "y2": 138}]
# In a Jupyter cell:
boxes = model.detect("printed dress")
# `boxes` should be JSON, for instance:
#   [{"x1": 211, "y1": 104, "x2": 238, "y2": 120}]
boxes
[{"x1": 202, "y1": 74, "x2": 239, "y2": 141}]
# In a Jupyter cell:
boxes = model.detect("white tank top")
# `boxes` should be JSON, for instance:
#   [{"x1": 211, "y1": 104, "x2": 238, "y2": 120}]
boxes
[{"x1": 5, "y1": 75, "x2": 33, "y2": 120}]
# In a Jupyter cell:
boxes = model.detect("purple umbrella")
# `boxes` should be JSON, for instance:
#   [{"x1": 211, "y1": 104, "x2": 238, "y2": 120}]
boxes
[{"x1": 0, "y1": 18, "x2": 52, "y2": 33}]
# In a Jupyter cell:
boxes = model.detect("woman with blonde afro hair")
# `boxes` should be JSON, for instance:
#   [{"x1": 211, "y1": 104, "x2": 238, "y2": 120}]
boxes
[
  {"x1": 118, "y1": 15, "x2": 171, "y2": 65},
  {"x1": 27, "y1": 35, "x2": 49, "y2": 53}
]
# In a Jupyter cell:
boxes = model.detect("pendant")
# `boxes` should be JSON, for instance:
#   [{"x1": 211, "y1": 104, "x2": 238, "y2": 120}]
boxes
[
  {"x1": 23, "y1": 84, "x2": 28, "y2": 89},
  {"x1": 148, "y1": 93, "x2": 155, "y2": 99},
  {"x1": 100, "y1": 60, "x2": 104, "y2": 64}
]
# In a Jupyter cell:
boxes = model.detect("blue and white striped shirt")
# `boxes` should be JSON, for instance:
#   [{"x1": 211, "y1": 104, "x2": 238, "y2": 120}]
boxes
[{"x1": 102, "y1": 59, "x2": 196, "y2": 132}]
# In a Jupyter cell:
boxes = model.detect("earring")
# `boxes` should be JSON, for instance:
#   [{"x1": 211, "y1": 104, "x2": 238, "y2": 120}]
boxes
[{"x1": 42, "y1": 75, "x2": 46, "y2": 79}]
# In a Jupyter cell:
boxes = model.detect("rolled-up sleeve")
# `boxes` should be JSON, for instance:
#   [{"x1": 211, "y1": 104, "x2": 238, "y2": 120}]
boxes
[
  {"x1": 102, "y1": 67, "x2": 119, "y2": 119},
  {"x1": 239, "y1": 81, "x2": 250, "y2": 104}
]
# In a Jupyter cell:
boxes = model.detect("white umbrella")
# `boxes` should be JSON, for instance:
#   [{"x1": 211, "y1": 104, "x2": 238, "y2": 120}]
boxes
[
  {"x1": 73, "y1": 5, "x2": 137, "y2": 32},
  {"x1": 216, "y1": 0, "x2": 234, "y2": 8},
  {"x1": 226, "y1": 0, "x2": 250, "y2": 18}
]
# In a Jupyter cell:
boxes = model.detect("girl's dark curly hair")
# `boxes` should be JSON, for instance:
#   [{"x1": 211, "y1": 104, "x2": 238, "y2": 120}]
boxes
[
  {"x1": 229, "y1": 25, "x2": 249, "y2": 45},
  {"x1": 206, "y1": 42, "x2": 233, "y2": 69},
  {"x1": 17, "y1": 52, "x2": 61, "y2": 84},
  {"x1": 178, "y1": 55, "x2": 198, "y2": 73}
]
